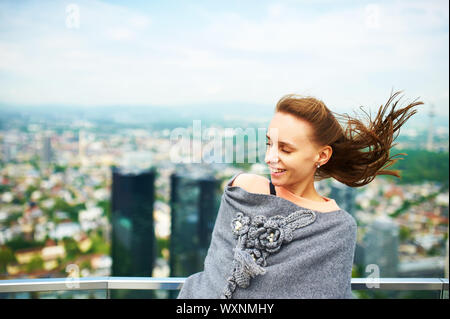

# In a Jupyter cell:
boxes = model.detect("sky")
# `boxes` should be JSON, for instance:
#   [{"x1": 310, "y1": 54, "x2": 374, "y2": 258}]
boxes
[{"x1": 0, "y1": 0, "x2": 448, "y2": 119}]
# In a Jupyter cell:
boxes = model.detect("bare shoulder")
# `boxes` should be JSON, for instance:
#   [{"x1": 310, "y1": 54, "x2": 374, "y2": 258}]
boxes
[{"x1": 231, "y1": 173, "x2": 271, "y2": 195}]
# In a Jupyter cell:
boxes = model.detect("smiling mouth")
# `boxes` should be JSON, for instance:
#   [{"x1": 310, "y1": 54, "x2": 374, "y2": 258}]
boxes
[{"x1": 270, "y1": 167, "x2": 286, "y2": 173}]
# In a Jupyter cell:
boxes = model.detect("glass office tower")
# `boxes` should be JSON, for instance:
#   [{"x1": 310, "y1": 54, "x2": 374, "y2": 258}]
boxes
[
  {"x1": 329, "y1": 179, "x2": 357, "y2": 217},
  {"x1": 169, "y1": 171, "x2": 222, "y2": 282},
  {"x1": 111, "y1": 166, "x2": 156, "y2": 298},
  {"x1": 363, "y1": 217, "x2": 400, "y2": 277}
]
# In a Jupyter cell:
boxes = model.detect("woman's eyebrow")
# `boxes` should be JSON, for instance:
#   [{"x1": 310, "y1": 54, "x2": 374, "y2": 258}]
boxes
[{"x1": 266, "y1": 134, "x2": 296, "y2": 148}]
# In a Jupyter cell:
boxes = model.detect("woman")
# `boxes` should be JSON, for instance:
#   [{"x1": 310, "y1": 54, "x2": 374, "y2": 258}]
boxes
[{"x1": 177, "y1": 90, "x2": 423, "y2": 299}]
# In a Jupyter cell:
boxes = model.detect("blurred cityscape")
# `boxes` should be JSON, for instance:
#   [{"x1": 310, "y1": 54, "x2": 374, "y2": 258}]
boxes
[{"x1": 0, "y1": 106, "x2": 448, "y2": 299}]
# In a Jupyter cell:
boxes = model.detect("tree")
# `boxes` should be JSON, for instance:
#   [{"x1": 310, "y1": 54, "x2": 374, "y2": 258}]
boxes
[
  {"x1": 26, "y1": 256, "x2": 44, "y2": 272},
  {"x1": 399, "y1": 225, "x2": 413, "y2": 242},
  {"x1": 63, "y1": 237, "x2": 81, "y2": 260},
  {"x1": 0, "y1": 246, "x2": 17, "y2": 273},
  {"x1": 53, "y1": 164, "x2": 67, "y2": 173},
  {"x1": 87, "y1": 232, "x2": 110, "y2": 255},
  {"x1": 382, "y1": 148, "x2": 449, "y2": 186},
  {"x1": 157, "y1": 237, "x2": 169, "y2": 259},
  {"x1": 25, "y1": 185, "x2": 39, "y2": 200},
  {"x1": 6, "y1": 236, "x2": 45, "y2": 252},
  {"x1": 53, "y1": 198, "x2": 86, "y2": 221},
  {"x1": 97, "y1": 200, "x2": 111, "y2": 221}
]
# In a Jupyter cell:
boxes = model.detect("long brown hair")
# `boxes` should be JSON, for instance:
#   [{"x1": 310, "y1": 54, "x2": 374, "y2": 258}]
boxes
[{"x1": 275, "y1": 90, "x2": 424, "y2": 187}]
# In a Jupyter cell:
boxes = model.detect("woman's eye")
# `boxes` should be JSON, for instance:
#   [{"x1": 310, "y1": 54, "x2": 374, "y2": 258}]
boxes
[{"x1": 266, "y1": 143, "x2": 290, "y2": 154}]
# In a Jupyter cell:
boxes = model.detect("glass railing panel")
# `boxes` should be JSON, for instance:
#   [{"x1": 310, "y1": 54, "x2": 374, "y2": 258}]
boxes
[
  {"x1": 0, "y1": 289, "x2": 107, "y2": 299},
  {"x1": 353, "y1": 290, "x2": 442, "y2": 299},
  {"x1": 0, "y1": 277, "x2": 447, "y2": 299}
]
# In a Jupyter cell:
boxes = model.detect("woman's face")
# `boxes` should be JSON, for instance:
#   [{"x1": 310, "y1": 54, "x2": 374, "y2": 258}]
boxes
[{"x1": 264, "y1": 112, "x2": 322, "y2": 185}]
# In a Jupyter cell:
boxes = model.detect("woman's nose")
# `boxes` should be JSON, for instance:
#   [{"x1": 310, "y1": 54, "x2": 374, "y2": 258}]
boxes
[{"x1": 265, "y1": 148, "x2": 279, "y2": 164}]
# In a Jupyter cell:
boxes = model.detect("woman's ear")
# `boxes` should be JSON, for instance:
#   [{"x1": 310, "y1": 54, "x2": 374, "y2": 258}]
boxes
[{"x1": 318, "y1": 145, "x2": 332, "y2": 166}]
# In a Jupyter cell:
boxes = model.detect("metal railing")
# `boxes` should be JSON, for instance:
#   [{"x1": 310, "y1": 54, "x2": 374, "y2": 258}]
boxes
[{"x1": 0, "y1": 277, "x2": 448, "y2": 298}]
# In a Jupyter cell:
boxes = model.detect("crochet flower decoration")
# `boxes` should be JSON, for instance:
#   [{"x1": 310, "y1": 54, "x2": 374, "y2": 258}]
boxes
[{"x1": 223, "y1": 209, "x2": 317, "y2": 299}]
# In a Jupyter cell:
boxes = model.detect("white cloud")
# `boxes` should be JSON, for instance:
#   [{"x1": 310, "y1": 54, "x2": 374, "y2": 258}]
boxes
[
  {"x1": 364, "y1": 4, "x2": 381, "y2": 29},
  {"x1": 0, "y1": 0, "x2": 447, "y2": 117},
  {"x1": 106, "y1": 26, "x2": 135, "y2": 41},
  {"x1": 128, "y1": 14, "x2": 152, "y2": 29},
  {"x1": 267, "y1": 3, "x2": 285, "y2": 18}
]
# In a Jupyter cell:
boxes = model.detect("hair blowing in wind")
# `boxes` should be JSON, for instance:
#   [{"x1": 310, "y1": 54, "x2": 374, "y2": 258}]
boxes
[{"x1": 275, "y1": 90, "x2": 424, "y2": 187}]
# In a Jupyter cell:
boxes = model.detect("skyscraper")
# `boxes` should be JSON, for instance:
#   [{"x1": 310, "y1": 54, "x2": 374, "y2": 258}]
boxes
[
  {"x1": 445, "y1": 237, "x2": 449, "y2": 281},
  {"x1": 40, "y1": 133, "x2": 53, "y2": 164},
  {"x1": 328, "y1": 179, "x2": 357, "y2": 217},
  {"x1": 169, "y1": 170, "x2": 222, "y2": 281},
  {"x1": 426, "y1": 103, "x2": 435, "y2": 151},
  {"x1": 111, "y1": 166, "x2": 156, "y2": 298},
  {"x1": 362, "y1": 217, "x2": 399, "y2": 277}
]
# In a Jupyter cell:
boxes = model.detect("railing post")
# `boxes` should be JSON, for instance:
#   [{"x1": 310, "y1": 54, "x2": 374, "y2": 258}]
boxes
[
  {"x1": 440, "y1": 278, "x2": 449, "y2": 299},
  {"x1": 106, "y1": 277, "x2": 110, "y2": 299}
]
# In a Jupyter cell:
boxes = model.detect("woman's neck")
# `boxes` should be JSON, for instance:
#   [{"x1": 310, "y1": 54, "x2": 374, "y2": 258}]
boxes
[{"x1": 277, "y1": 178, "x2": 325, "y2": 202}]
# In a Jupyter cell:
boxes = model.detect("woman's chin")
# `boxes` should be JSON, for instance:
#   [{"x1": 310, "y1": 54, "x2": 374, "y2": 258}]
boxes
[{"x1": 270, "y1": 170, "x2": 287, "y2": 180}]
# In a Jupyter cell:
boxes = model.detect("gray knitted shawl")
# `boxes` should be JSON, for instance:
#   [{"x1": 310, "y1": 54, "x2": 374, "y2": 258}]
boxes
[{"x1": 177, "y1": 173, "x2": 357, "y2": 299}]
